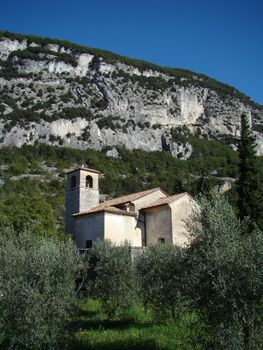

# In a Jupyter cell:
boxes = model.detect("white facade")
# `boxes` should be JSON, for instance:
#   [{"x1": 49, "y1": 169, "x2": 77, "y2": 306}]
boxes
[{"x1": 66, "y1": 167, "x2": 197, "y2": 249}]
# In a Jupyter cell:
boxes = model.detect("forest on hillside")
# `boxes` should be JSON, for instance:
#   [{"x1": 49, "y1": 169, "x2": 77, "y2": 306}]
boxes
[
  {"x1": 2, "y1": 132, "x2": 263, "y2": 237},
  {"x1": 0, "y1": 135, "x2": 247, "y2": 237}
]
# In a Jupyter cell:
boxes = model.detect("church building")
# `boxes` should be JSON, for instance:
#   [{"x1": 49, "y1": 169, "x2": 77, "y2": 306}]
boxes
[{"x1": 65, "y1": 167, "x2": 197, "y2": 249}]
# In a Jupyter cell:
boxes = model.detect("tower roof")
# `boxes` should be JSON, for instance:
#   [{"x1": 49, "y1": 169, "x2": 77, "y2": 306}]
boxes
[{"x1": 66, "y1": 167, "x2": 101, "y2": 175}]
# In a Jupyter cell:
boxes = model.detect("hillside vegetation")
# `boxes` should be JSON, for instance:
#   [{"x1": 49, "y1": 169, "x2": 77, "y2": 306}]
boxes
[{"x1": 2, "y1": 136, "x2": 263, "y2": 237}]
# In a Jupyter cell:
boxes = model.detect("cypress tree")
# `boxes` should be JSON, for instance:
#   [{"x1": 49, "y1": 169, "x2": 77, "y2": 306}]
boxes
[{"x1": 236, "y1": 113, "x2": 262, "y2": 226}]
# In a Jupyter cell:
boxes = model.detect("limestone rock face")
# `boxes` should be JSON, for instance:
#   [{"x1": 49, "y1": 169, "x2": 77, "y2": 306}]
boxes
[
  {"x1": 0, "y1": 38, "x2": 28, "y2": 60},
  {"x1": 0, "y1": 33, "x2": 262, "y2": 158}
]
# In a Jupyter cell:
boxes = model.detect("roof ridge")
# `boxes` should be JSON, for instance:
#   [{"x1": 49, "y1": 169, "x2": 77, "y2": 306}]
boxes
[
  {"x1": 99, "y1": 187, "x2": 167, "y2": 207},
  {"x1": 73, "y1": 205, "x2": 137, "y2": 217},
  {"x1": 141, "y1": 192, "x2": 190, "y2": 209}
]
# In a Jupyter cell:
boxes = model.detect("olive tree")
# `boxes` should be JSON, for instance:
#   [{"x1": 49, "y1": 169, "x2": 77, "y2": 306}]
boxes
[
  {"x1": 135, "y1": 243, "x2": 187, "y2": 322},
  {"x1": 185, "y1": 190, "x2": 263, "y2": 349},
  {"x1": 0, "y1": 227, "x2": 80, "y2": 350},
  {"x1": 88, "y1": 240, "x2": 137, "y2": 317}
]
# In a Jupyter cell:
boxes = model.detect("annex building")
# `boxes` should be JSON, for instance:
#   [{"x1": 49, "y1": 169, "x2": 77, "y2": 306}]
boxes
[{"x1": 65, "y1": 167, "x2": 197, "y2": 249}]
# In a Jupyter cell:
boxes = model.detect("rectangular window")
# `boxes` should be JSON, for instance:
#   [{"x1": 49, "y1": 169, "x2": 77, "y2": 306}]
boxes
[
  {"x1": 158, "y1": 238, "x2": 165, "y2": 243},
  {"x1": 86, "y1": 240, "x2": 93, "y2": 249}
]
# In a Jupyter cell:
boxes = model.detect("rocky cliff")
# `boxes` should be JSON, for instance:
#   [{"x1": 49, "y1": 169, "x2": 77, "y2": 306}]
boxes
[{"x1": 0, "y1": 31, "x2": 262, "y2": 158}]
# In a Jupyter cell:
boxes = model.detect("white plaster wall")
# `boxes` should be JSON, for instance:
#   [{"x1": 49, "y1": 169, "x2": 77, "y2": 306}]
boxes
[
  {"x1": 145, "y1": 206, "x2": 173, "y2": 245},
  {"x1": 74, "y1": 213, "x2": 104, "y2": 249},
  {"x1": 169, "y1": 195, "x2": 197, "y2": 247},
  {"x1": 133, "y1": 190, "x2": 166, "y2": 213},
  {"x1": 104, "y1": 213, "x2": 141, "y2": 247}
]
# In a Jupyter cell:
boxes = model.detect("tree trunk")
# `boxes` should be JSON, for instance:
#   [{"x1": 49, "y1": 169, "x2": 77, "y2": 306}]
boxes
[{"x1": 243, "y1": 323, "x2": 252, "y2": 350}]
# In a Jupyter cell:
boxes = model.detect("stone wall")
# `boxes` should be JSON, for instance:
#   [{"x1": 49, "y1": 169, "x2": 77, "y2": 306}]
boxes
[{"x1": 65, "y1": 168, "x2": 99, "y2": 235}]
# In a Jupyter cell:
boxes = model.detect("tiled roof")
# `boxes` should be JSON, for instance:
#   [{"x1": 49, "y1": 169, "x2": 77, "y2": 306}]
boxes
[
  {"x1": 73, "y1": 187, "x2": 167, "y2": 217},
  {"x1": 142, "y1": 193, "x2": 189, "y2": 209},
  {"x1": 73, "y1": 206, "x2": 137, "y2": 217},
  {"x1": 97, "y1": 187, "x2": 167, "y2": 208}
]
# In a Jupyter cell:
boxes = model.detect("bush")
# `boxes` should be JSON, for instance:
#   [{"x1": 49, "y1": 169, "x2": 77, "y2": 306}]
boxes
[
  {"x1": 85, "y1": 240, "x2": 137, "y2": 317},
  {"x1": 135, "y1": 243, "x2": 187, "y2": 322},
  {"x1": 96, "y1": 115, "x2": 121, "y2": 130},
  {"x1": 185, "y1": 190, "x2": 263, "y2": 349},
  {"x1": 0, "y1": 193, "x2": 57, "y2": 238},
  {"x1": 0, "y1": 227, "x2": 80, "y2": 349},
  {"x1": 59, "y1": 106, "x2": 93, "y2": 120}
]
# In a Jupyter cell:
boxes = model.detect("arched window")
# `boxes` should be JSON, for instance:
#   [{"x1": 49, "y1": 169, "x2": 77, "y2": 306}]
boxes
[
  {"x1": 86, "y1": 175, "x2": 93, "y2": 188},
  {"x1": 70, "y1": 175, "x2": 77, "y2": 188}
]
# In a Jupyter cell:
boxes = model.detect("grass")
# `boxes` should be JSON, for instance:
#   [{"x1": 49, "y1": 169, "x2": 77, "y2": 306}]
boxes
[{"x1": 66, "y1": 299, "x2": 207, "y2": 350}]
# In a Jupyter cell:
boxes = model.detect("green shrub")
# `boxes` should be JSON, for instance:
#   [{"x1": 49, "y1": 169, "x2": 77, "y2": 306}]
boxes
[
  {"x1": 90, "y1": 97, "x2": 108, "y2": 110},
  {"x1": 59, "y1": 106, "x2": 93, "y2": 120},
  {"x1": 3, "y1": 109, "x2": 49, "y2": 125},
  {"x1": 81, "y1": 126, "x2": 90, "y2": 141},
  {"x1": 0, "y1": 227, "x2": 79, "y2": 349},
  {"x1": 253, "y1": 123, "x2": 263, "y2": 133},
  {"x1": 0, "y1": 190, "x2": 57, "y2": 238},
  {"x1": 185, "y1": 190, "x2": 263, "y2": 349},
  {"x1": 49, "y1": 134, "x2": 57, "y2": 142},
  {"x1": 9, "y1": 46, "x2": 78, "y2": 67},
  {"x1": 86, "y1": 240, "x2": 137, "y2": 317},
  {"x1": 135, "y1": 244, "x2": 187, "y2": 322},
  {"x1": 96, "y1": 115, "x2": 121, "y2": 130}
]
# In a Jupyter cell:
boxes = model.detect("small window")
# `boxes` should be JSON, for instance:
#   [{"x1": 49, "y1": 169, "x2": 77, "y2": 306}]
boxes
[
  {"x1": 158, "y1": 238, "x2": 165, "y2": 244},
  {"x1": 86, "y1": 175, "x2": 93, "y2": 188},
  {"x1": 86, "y1": 240, "x2": 92, "y2": 249},
  {"x1": 70, "y1": 175, "x2": 77, "y2": 188}
]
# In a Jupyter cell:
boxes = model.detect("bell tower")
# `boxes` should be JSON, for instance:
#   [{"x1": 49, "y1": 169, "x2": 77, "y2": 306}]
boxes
[{"x1": 65, "y1": 167, "x2": 100, "y2": 236}]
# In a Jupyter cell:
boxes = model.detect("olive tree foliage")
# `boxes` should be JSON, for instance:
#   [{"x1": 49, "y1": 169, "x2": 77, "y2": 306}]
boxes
[
  {"x1": 135, "y1": 243, "x2": 187, "y2": 322},
  {"x1": 185, "y1": 190, "x2": 263, "y2": 349},
  {"x1": 0, "y1": 227, "x2": 80, "y2": 350},
  {"x1": 85, "y1": 240, "x2": 137, "y2": 317}
]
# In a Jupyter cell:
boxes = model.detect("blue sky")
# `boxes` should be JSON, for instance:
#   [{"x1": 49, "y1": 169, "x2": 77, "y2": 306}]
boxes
[{"x1": 1, "y1": 0, "x2": 262, "y2": 104}]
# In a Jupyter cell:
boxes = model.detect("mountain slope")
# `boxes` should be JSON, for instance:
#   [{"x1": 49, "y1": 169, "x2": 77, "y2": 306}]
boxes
[{"x1": 0, "y1": 31, "x2": 263, "y2": 158}]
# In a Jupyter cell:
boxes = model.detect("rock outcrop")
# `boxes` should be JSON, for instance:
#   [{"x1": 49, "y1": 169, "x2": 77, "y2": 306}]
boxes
[{"x1": 0, "y1": 32, "x2": 262, "y2": 158}]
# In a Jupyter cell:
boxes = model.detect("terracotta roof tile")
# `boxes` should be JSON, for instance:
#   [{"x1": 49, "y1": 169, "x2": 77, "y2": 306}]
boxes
[
  {"x1": 73, "y1": 206, "x2": 137, "y2": 217},
  {"x1": 142, "y1": 193, "x2": 189, "y2": 209},
  {"x1": 98, "y1": 187, "x2": 167, "y2": 207},
  {"x1": 66, "y1": 167, "x2": 101, "y2": 175},
  {"x1": 73, "y1": 187, "x2": 167, "y2": 217}
]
